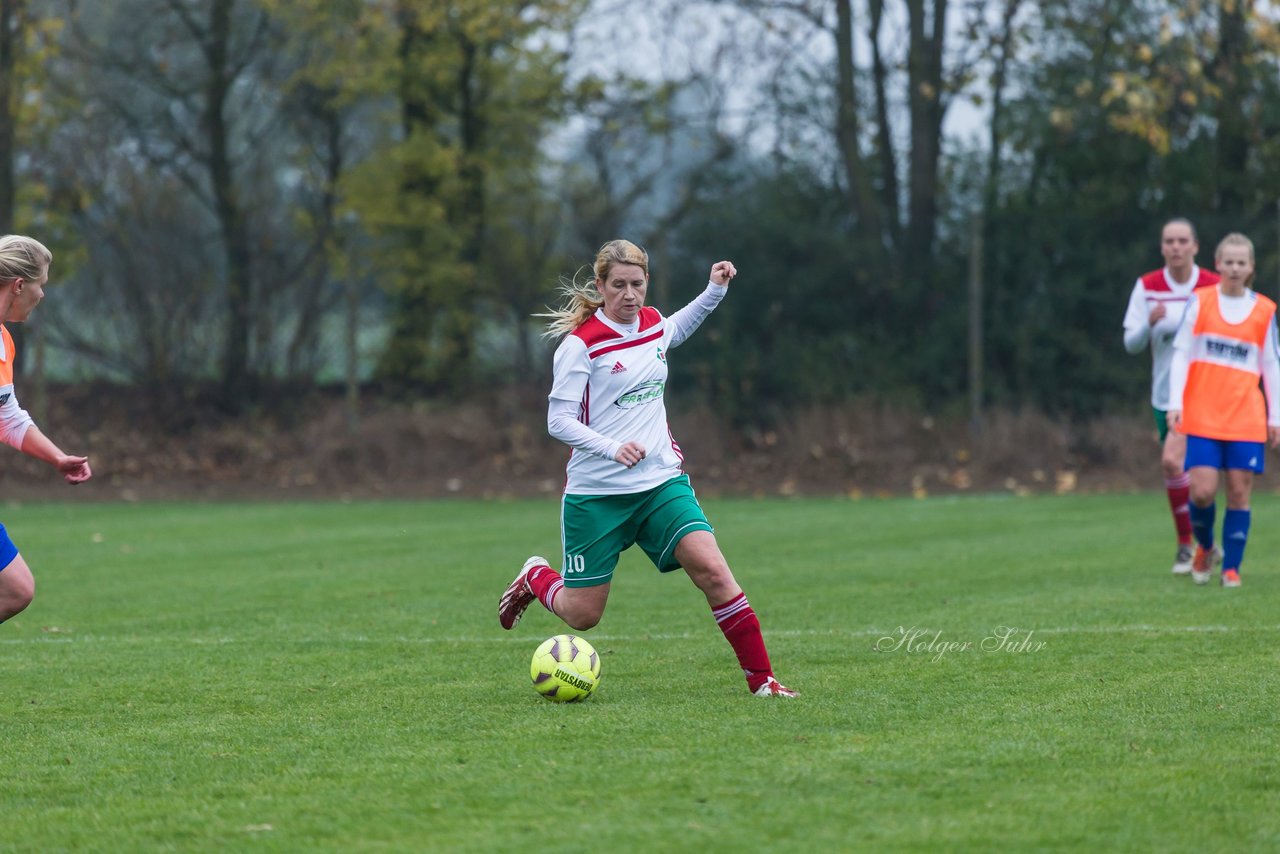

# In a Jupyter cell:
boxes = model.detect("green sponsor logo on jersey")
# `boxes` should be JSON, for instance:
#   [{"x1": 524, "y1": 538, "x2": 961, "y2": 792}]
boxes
[{"x1": 614, "y1": 380, "x2": 665, "y2": 409}]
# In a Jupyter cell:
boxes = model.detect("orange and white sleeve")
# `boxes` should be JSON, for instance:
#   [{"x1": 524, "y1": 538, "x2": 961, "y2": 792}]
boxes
[{"x1": 0, "y1": 326, "x2": 33, "y2": 449}]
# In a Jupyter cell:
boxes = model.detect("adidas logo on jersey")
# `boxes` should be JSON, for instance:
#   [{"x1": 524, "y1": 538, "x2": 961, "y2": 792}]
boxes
[{"x1": 610, "y1": 361, "x2": 627, "y2": 374}]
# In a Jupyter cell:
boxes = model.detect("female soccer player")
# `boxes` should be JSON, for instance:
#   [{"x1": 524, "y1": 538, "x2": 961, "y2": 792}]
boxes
[
  {"x1": 1122, "y1": 218, "x2": 1219, "y2": 576},
  {"x1": 0, "y1": 235, "x2": 93, "y2": 624},
  {"x1": 498, "y1": 239, "x2": 796, "y2": 697},
  {"x1": 1168, "y1": 233, "x2": 1280, "y2": 588}
]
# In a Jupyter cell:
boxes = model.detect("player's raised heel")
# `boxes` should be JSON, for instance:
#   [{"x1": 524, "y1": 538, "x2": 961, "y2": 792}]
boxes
[
  {"x1": 752, "y1": 676, "x2": 798, "y2": 698},
  {"x1": 498, "y1": 556, "x2": 550, "y2": 630}
]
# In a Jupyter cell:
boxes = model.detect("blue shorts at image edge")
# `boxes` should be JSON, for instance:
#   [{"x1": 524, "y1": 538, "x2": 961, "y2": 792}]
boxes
[
  {"x1": 0, "y1": 522, "x2": 18, "y2": 570},
  {"x1": 1184, "y1": 435, "x2": 1266, "y2": 474}
]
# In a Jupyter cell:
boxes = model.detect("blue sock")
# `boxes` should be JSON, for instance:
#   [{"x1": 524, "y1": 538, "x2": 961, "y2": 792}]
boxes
[
  {"x1": 1222, "y1": 508, "x2": 1251, "y2": 573},
  {"x1": 1189, "y1": 501, "x2": 1216, "y2": 549}
]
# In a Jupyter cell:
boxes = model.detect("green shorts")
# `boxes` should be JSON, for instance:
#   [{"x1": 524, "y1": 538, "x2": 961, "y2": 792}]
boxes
[
  {"x1": 1153, "y1": 407, "x2": 1169, "y2": 443},
  {"x1": 559, "y1": 474, "x2": 713, "y2": 588}
]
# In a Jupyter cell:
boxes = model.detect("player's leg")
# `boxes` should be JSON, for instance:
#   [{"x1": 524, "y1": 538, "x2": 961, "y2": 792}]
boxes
[
  {"x1": 0, "y1": 552, "x2": 34, "y2": 624},
  {"x1": 672, "y1": 531, "x2": 795, "y2": 697},
  {"x1": 1185, "y1": 436, "x2": 1224, "y2": 585},
  {"x1": 672, "y1": 530, "x2": 740, "y2": 605},
  {"x1": 1160, "y1": 423, "x2": 1194, "y2": 575},
  {"x1": 1219, "y1": 442, "x2": 1263, "y2": 588},
  {"x1": 500, "y1": 556, "x2": 616, "y2": 631},
  {"x1": 498, "y1": 493, "x2": 626, "y2": 631},
  {"x1": 635, "y1": 475, "x2": 795, "y2": 697},
  {"x1": 547, "y1": 583, "x2": 611, "y2": 631}
]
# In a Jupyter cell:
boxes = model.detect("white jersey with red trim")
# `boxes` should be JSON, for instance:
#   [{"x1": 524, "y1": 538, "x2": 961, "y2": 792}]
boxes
[
  {"x1": 1122, "y1": 265, "x2": 1219, "y2": 409},
  {"x1": 548, "y1": 286, "x2": 724, "y2": 494}
]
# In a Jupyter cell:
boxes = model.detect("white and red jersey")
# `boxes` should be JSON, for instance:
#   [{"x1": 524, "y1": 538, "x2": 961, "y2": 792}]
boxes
[
  {"x1": 547, "y1": 284, "x2": 725, "y2": 494},
  {"x1": 1123, "y1": 265, "x2": 1219, "y2": 409}
]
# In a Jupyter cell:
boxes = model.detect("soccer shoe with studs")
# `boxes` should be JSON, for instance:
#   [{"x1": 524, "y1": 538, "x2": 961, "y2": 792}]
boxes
[
  {"x1": 1171, "y1": 542, "x2": 1194, "y2": 576},
  {"x1": 1191, "y1": 544, "x2": 1222, "y2": 585},
  {"x1": 1221, "y1": 569, "x2": 1242, "y2": 588},
  {"x1": 498, "y1": 555, "x2": 549, "y2": 630},
  {"x1": 752, "y1": 676, "x2": 798, "y2": 698}
]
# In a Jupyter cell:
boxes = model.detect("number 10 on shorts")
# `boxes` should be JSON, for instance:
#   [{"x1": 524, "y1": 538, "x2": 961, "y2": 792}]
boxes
[{"x1": 564, "y1": 554, "x2": 586, "y2": 575}]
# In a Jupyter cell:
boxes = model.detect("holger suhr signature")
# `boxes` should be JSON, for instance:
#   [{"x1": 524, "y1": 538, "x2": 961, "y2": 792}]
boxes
[{"x1": 875, "y1": 626, "x2": 1046, "y2": 662}]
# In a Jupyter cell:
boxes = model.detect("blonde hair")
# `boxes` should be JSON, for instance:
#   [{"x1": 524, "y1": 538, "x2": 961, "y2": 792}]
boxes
[
  {"x1": 1216, "y1": 232, "x2": 1255, "y2": 287},
  {"x1": 540, "y1": 239, "x2": 649, "y2": 337},
  {"x1": 0, "y1": 234, "x2": 51, "y2": 283}
]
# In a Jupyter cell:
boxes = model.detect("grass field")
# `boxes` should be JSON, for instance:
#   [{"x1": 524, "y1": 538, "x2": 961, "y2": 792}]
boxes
[{"x1": 3, "y1": 492, "x2": 1280, "y2": 852}]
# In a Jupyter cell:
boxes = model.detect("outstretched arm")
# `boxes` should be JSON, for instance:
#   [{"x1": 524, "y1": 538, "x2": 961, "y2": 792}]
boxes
[
  {"x1": 0, "y1": 385, "x2": 89, "y2": 483},
  {"x1": 20, "y1": 424, "x2": 91, "y2": 484},
  {"x1": 668, "y1": 260, "x2": 738, "y2": 348}
]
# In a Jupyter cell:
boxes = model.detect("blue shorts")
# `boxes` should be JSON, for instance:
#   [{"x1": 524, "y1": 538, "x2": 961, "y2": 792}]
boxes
[
  {"x1": 0, "y1": 523, "x2": 18, "y2": 570},
  {"x1": 1185, "y1": 435, "x2": 1265, "y2": 473}
]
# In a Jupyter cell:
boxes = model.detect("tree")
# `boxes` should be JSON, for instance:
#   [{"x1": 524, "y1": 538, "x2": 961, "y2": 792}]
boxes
[
  {"x1": 318, "y1": 0, "x2": 585, "y2": 394},
  {"x1": 49, "y1": 0, "x2": 283, "y2": 406}
]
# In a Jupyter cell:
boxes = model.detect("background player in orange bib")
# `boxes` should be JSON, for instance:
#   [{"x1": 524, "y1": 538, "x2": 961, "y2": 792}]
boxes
[
  {"x1": 1122, "y1": 218, "x2": 1219, "y2": 576},
  {"x1": 0, "y1": 235, "x2": 93, "y2": 625},
  {"x1": 1168, "y1": 233, "x2": 1280, "y2": 588}
]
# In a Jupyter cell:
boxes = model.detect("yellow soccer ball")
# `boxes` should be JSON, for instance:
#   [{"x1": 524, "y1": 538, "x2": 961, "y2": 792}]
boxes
[{"x1": 530, "y1": 634, "x2": 601, "y2": 702}]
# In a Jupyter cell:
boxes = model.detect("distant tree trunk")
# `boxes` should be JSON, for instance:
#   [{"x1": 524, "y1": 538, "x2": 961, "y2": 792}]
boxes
[
  {"x1": 866, "y1": 0, "x2": 900, "y2": 254},
  {"x1": 834, "y1": 0, "x2": 884, "y2": 254},
  {"x1": 445, "y1": 31, "x2": 484, "y2": 387},
  {"x1": 206, "y1": 0, "x2": 254, "y2": 407},
  {"x1": 968, "y1": 213, "x2": 983, "y2": 433},
  {"x1": 286, "y1": 97, "x2": 343, "y2": 380},
  {"x1": 0, "y1": 0, "x2": 15, "y2": 234},
  {"x1": 984, "y1": 0, "x2": 1021, "y2": 222},
  {"x1": 345, "y1": 266, "x2": 359, "y2": 433},
  {"x1": 1212, "y1": 0, "x2": 1250, "y2": 215},
  {"x1": 904, "y1": 0, "x2": 947, "y2": 280},
  {"x1": 378, "y1": 4, "x2": 442, "y2": 390}
]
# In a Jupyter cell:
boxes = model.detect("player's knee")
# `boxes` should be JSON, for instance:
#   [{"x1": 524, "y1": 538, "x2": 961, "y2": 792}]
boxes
[
  {"x1": 563, "y1": 610, "x2": 601, "y2": 632},
  {"x1": 566, "y1": 615, "x2": 600, "y2": 631},
  {"x1": 687, "y1": 562, "x2": 737, "y2": 600},
  {"x1": 0, "y1": 577, "x2": 33, "y2": 619},
  {"x1": 1160, "y1": 456, "x2": 1183, "y2": 478},
  {"x1": 556, "y1": 593, "x2": 602, "y2": 631}
]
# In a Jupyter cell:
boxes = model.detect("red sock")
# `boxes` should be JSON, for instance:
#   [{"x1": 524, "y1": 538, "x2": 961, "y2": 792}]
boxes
[
  {"x1": 1166, "y1": 474, "x2": 1192, "y2": 544},
  {"x1": 711, "y1": 592, "x2": 773, "y2": 692},
  {"x1": 526, "y1": 564, "x2": 564, "y2": 614}
]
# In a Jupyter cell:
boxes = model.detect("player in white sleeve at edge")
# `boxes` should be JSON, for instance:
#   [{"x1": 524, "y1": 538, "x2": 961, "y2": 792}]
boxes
[
  {"x1": 498, "y1": 239, "x2": 796, "y2": 698},
  {"x1": 0, "y1": 235, "x2": 93, "y2": 627}
]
